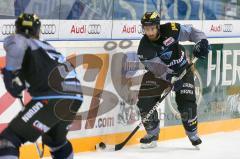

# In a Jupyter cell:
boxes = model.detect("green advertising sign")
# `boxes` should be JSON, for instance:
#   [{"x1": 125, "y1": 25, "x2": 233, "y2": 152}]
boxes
[{"x1": 165, "y1": 43, "x2": 240, "y2": 126}]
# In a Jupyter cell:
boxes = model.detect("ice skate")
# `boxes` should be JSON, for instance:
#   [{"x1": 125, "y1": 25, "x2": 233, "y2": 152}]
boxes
[
  {"x1": 140, "y1": 134, "x2": 159, "y2": 149},
  {"x1": 186, "y1": 131, "x2": 202, "y2": 150}
]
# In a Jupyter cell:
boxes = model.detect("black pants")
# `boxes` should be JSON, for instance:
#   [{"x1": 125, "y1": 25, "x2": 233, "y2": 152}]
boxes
[
  {"x1": 175, "y1": 70, "x2": 198, "y2": 132},
  {"x1": 137, "y1": 70, "x2": 198, "y2": 134},
  {"x1": 5, "y1": 99, "x2": 82, "y2": 146}
]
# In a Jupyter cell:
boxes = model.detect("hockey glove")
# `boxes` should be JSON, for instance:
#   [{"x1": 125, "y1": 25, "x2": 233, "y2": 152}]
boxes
[
  {"x1": 193, "y1": 39, "x2": 210, "y2": 59},
  {"x1": 2, "y1": 68, "x2": 25, "y2": 98}
]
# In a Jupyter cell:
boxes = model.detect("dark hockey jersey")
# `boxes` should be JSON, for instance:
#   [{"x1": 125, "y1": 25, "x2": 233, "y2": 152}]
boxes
[
  {"x1": 137, "y1": 22, "x2": 207, "y2": 74},
  {"x1": 4, "y1": 34, "x2": 82, "y2": 101}
]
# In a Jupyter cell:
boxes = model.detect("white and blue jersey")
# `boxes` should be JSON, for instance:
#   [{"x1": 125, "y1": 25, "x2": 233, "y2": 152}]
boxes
[{"x1": 3, "y1": 34, "x2": 83, "y2": 101}]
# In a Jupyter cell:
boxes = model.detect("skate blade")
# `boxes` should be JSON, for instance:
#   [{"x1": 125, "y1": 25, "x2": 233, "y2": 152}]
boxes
[
  {"x1": 141, "y1": 141, "x2": 157, "y2": 149},
  {"x1": 194, "y1": 145, "x2": 200, "y2": 150}
]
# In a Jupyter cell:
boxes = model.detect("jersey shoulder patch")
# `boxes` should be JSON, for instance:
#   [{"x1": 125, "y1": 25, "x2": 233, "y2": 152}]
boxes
[
  {"x1": 160, "y1": 23, "x2": 180, "y2": 39},
  {"x1": 170, "y1": 22, "x2": 179, "y2": 31}
]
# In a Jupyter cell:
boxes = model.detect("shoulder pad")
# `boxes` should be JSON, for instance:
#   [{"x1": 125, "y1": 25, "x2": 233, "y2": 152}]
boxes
[{"x1": 4, "y1": 34, "x2": 28, "y2": 52}]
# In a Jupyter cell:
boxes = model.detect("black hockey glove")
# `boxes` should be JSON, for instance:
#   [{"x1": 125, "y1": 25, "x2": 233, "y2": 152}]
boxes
[
  {"x1": 193, "y1": 39, "x2": 210, "y2": 59},
  {"x1": 2, "y1": 68, "x2": 25, "y2": 98}
]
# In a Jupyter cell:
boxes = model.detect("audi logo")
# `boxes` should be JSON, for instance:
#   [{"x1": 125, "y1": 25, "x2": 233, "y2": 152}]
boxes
[
  {"x1": 1, "y1": 24, "x2": 15, "y2": 35},
  {"x1": 41, "y1": 24, "x2": 56, "y2": 34},
  {"x1": 223, "y1": 24, "x2": 233, "y2": 32},
  {"x1": 87, "y1": 24, "x2": 101, "y2": 34}
]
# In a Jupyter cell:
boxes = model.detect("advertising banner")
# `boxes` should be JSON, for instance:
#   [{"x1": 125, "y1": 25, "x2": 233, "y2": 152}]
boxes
[
  {"x1": 165, "y1": 43, "x2": 240, "y2": 127},
  {"x1": 58, "y1": 20, "x2": 112, "y2": 40},
  {"x1": 111, "y1": 20, "x2": 143, "y2": 39},
  {"x1": 0, "y1": 39, "x2": 165, "y2": 138},
  {"x1": 202, "y1": 20, "x2": 240, "y2": 38},
  {"x1": 0, "y1": 20, "x2": 59, "y2": 41},
  {"x1": 111, "y1": 20, "x2": 203, "y2": 39},
  {"x1": 1, "y1": 40, "x2": 240, "y2": 138},
  {"x1": 1, "y1": 20, "x2": 239, "y2": 41}
]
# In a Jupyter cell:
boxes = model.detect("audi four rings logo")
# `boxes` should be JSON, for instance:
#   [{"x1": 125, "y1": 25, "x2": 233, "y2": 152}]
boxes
[
  {"x1": 1, "y1": 24, "x2": 15, "y2": 35},
  {"x1": 1, "y1": 24, "x2": 56, "y2": 35},
  {"x1": 87, "y1": 24, "x2": 101, "y2": 34},
  {"x1": 223, "y1": 24, "x2": 233, "y2": 32},
  {"x1": 41, "y1": 24, "x2": 56, "y2": 34}
]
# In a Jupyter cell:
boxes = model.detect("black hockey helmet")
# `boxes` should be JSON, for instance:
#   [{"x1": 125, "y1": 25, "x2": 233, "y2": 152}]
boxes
[
  {"x1": 15, "y1": 13, "x2": 41, "y2": 38},
  {"x1": 141, "y1": 11, "x2": 161, "y2": 26}
]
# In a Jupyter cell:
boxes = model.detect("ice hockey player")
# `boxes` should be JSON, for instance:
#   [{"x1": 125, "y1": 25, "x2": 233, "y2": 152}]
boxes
[
  {"x1": 0, "y1": 13, "x2": 83, "y2": 159},
  {"x1": 137, "y1": 11, "x2": 210, "y2": 148}
]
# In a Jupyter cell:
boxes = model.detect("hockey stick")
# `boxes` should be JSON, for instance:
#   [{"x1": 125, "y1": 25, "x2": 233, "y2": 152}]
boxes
[{"x1": 95, "y1": 57, "x2": 198, "y2": 151}]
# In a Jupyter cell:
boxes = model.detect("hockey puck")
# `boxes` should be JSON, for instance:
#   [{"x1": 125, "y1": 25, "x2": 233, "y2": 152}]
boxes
[
  {"x1": 95, "y1": 142, "x2": 106, "y2": 150},
  {"x1": 99, "y1": 142, "x2": 106, "y2": 149}
]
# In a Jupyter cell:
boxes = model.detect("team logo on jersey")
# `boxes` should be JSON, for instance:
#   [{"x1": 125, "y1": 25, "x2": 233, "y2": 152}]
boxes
[
  {"x1": 163, "y1": 37, "x2": 175, "y2": 46},
  {"x1": 160, "y1": 51, "x2": 172, "y2": 60},
  {"x1": 168, "y1": 51, "x2": 185, "y2": 67}
]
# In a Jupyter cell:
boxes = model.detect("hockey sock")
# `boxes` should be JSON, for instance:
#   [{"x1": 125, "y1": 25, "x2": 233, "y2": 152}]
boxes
[{"x1": 50, "y1": 140, "x2": 73, "y2": 159}]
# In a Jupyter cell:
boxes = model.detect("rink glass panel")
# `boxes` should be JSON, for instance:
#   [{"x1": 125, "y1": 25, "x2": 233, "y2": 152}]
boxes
[{"x1": 0, "y1": 0, "x2": 239, "y2": 20}]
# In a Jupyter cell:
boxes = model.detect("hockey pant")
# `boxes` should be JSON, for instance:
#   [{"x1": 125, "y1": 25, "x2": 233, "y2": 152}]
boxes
[
  {"x1": 137, "y1": 70, "x2": 198, "y2": 135},
  {"x1": 175, "y1": 70, "x2": 198, "y2": 133},
  {"x1": 0, "y1": 99, "x2": 82, "y2": 159}
]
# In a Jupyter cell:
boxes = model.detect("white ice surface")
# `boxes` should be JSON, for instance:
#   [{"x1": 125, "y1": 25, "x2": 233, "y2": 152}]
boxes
[{"x1": 44, "y1": 131, "x2": 240, "y2": 159}]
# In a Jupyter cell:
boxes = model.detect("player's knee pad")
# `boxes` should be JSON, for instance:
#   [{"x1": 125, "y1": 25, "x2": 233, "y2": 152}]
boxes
[
  {"x1": 47, "y1": 140, "x2": 73, "y2": 159},
  {"x1": 0, "y1": 128, "x2": 24, "y2": 158},
  {"x1": 0, "y1": 138, "x2": 19, "y2": 159},
  {"x1": 176, "y1": 100, "x2": 197, "y2": 120}
]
